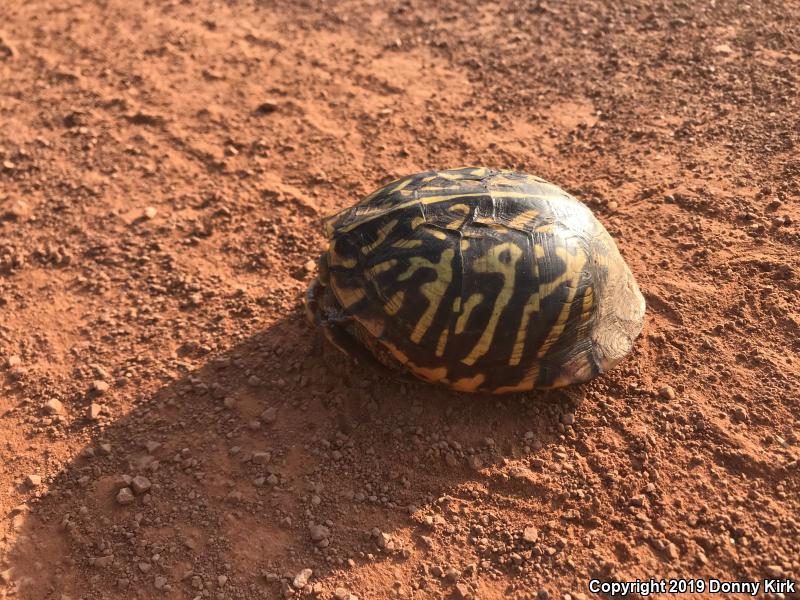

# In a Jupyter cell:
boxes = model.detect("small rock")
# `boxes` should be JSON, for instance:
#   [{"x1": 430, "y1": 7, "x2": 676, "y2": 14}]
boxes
[
  {"x1": 217, "y1": 575, "x2": 228, "y2": 587},
  {"x1": 732, "y1": 406, "x2": 748, "y2": 423},
  {"x1": 455, "y1": 582, "x2": 473, "y2": 599},
  {"x1": 658, "y1": 385, "x2": 676, "y2": 401},
  {"x1": 333, "y1": 588, "x2": 351, "y2": 600},
  {"x1": 256, "y1": 100, "x2": 279, "y2": 114},
  {"x1": 138, "y1": 562, "x2": 152, "y2": 574},
  {"x1": 252, "y1": 452, "x2": 271, "y2": 464},
  {"x1": 261, "y1": 407, "x2": 277, "y2": 423},
  {"x1": 666, "y1": 542, "x2": 680, "y2": 560},
  {"x1": 88, "y1": 403, "x2": 103, "y2": 420},
  {"x1": 92, "y1": 555, "x2": 114, "y2": 568},
  {"x1": 309, "y1": 524, "x2": 330, "y2": 542},
  {"x1": 143, "y1": 206, "x2": 158, "y2": 219},
  {"x1": 154, "y1": 576, "x2": 167, "y2": 589},
  {"x1": 91, "y1": 380, "x2": 110, "y2": 395},
  {"x1": 445, "y1": 567, "x2": 461, "y2": 582},
  {"x1": 44, "y1": 398, "x2": 65, "y2": 415},
  {"x1": 26, "y1": 474, "x2": 42, "y2": 487},
  {"x1": 292, "y1": 568, "x2": 312, "y2": 589},
  {"x1": 116, "y1": 487, "x2": 135, "y2": 505},
  {"x1": 713, "y1": 43, "x2": 734, "y2": 55},
  {"x1": 131, "y1": 475, "x2": 152, "y2": 495},
  {"x1": 145, "y1": 441, "x2": 162, "y2": 454},
  {"x1": 303, "y1": 260, "x2": 316, "y2": 272},
  {"x1": 6, "y1": 355, "x2": 21, "y2": 368},
  {"x1": 522, "y1": 526, "x2": 539, "y2": 543},
  {"x1": 561, "y1": 412, "x2": 575, "y2": 426},
  {"x1": 765, "y1": 565, "x2": 783, "y2": 578}
]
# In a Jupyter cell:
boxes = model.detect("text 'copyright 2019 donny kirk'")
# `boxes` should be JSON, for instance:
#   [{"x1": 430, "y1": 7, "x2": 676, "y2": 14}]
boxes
[{"x1": 588, "y1": 577, "x2": 796, "y2": 596}]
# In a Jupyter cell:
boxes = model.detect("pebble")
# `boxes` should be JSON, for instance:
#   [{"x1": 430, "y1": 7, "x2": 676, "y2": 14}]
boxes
[
  {"x1": 131, "y1": 475, "x2": 152, "y2": 495},
  {"x1": 145, "y1": 441, "x2": 162, "y2": 454},
  {"x1": 292, "y1": 568, "x2": 312, "y2": 589},
  {"x1": 91, "y1": 380, "x2": 110, "y2": 394},
  {"x1": 217, "y1": 575, "x2": 228, "y2": 587},
  {"x1": 256, "y1": 100, "x2": 279, "y2": 114},
  {"x1": 116, "y1": 487, "x2": 135, "y2": 505},
  {"x1": 304, "y1": 260, "x2": 316, "y2": 272},
  {"x1": 154, "y1": 576, "x2": 167, "y2": 589},
  {"x1": 44, "y1": 398, "x2": 65, "y2": 415},
  {"x1": 26, "y1": 474, "x2": 42, "y2": 487},
  {"x1": 666, "y1": 542, "x2": 680, "y2": 560},
  {"x1": 658, "y1": 385, "x2": 676, "y2": 401},
  {"x1": 92, "y1": 555, "x2": 114, "y2": 568},
  {"x1": 561, "y1": 412, "x2": 575, "y2": 426},
  {"x1": 455, "y1": 582, "x2": 473, "y2": 599},
  {"x1": 309, "y1": 524, "x2": 330, "y2": 542},
  {"x1": 333, "y1": 588, "x2": 351, "y2": 600},
  {"x1": 6, "y1": 355, "x2": 21, "y2": 368},
  {"x1": 143, "y1": 206, "x2": 158, "y2": 219},
  {"x1": 3, "y1": 200, "x2": 29, "y2": 219},
  {"x1": 522, "y1": 526, "x2": 539, "y2": 543},
  {"x1": 88, "y1": 403, "x2": 103, "y2": 420},
  {"x1": 765, "y1": 565, "x2": 784, "y2": 578},
  {"x1": 261, "y1": 407, "x2": 277, "y2": 423}
]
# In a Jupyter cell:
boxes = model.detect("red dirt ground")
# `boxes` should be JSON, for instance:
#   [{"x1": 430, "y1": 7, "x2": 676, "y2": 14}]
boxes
[{"x1": 1, "y1": 1, "x2": 799, "y2": 599}]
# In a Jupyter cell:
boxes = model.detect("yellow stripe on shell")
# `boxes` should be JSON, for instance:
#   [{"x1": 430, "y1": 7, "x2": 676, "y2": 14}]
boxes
[
  {"x1": 361, "y1": 219, "x2": 398, "y2": 254},
  {"x1": 380, "y1": 340, "x2": 409, "y2": 365},
  {"x1": 451, "y1": 373, "x2": 486, "y2": 392},
  {"x1": 509, "y1": 243, "x2": 543, "y2": 366},
  {"x1": 409, "y1": 248, "x2": 455, "y2": 344},
  {"x1": 368, "y1": 259, "x2": 397, "y2": 277},
  {"x1": 509, "y1": 294, "x2": 540, "y2": 366},
  {"x1": 384, "y1": 291, "x2": 405, "y2": 316},
  {"x1": 426, "y1": 228, "x2": 448, "y2": 240},
  {"x1": 391, "y1": 238, "x2": 423, "y2": 249},
  {"x1": 435, "y1": 326, "x2": 449, "y2": 357},
  {"x1": 507, "y1": 209, "x2": 541, "y2": 229},
  {"x1": 462, "y1": 242, "x2": 524, "y2": 366},
  {"x1": 492, "y1": 365, "x2": 540, "y2": 393},
  {"x1": 536, "y1": 245, "x2": 587, "y2": 358},
  {"x1": 328, "y1": 246, "x2": 358, "y2": 268},
  {"x1": 455, "y1": 293, "x2": 483, "y2": 335},
  {"x1": 409, "y1": 364, "x2": 448, "y2": 382},
  {"x1": 333, "y1": 285, "x2": 365, "y2": 309}
]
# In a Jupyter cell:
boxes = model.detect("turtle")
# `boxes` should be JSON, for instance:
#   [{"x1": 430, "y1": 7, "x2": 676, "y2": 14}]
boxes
[{"x1": 305, "y1": 167, "x2": 645, "y2": 393}]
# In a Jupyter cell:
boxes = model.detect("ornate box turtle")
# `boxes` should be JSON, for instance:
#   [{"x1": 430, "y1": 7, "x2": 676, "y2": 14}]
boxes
[{"x1": 306, "y1": 167, "x2": 645, "y2": 393}]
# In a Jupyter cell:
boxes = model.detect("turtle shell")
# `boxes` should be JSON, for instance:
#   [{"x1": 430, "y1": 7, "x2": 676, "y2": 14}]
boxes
[{"x1": 314, "y1": 167, "x2": 645, "y2": 393}]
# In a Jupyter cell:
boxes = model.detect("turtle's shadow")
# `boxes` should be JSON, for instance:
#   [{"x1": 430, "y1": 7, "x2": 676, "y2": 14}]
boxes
[{"x1": 7, "y1": 309, "x2": 584, "y2": 599}]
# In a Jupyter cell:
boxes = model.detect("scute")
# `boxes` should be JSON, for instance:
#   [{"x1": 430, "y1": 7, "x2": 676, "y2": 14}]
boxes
[{"x1": 319, "y1": 168, "x2": 645, "y2": 392}]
